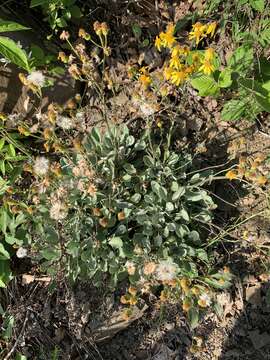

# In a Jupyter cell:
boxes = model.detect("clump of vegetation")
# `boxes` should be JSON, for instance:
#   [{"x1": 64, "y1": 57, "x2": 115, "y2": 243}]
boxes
[{"x1": 0, "y1": 0, "x2": 269, "y2": 358}]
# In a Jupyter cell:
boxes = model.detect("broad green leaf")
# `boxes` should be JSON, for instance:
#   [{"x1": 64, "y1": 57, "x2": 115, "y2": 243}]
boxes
[
  {"x1": 0, "y1": 20, "x2": 30, "y2": 32},
  {"x1": 218, "y1": 69, "x2": 232, "y2": 88},
  {"x1": 255, "y1": 94, "x2": 270, "y2": 112},
  {"x1": 227, "y1": 45, "x2": 253, "y2": 73},
  {"x1": 239, "y1": 78, "x2": 268, "y2": 97},
  {"x1": 190, "y1": 74, "x2": 219, "y2": 96},
  {"x1": 221, "y1": 98, "x2": 248, "y2": 121},
  {"x1": 249, "y1": 0, "x2": 264, "y2": 12},
  {"x1": 70, "y1": 5, "x2": 82, "y2": 18},
  {"x1": 41, "y1": 248, "x2": 60, "y2": 261},
  {"x1": 0, "y1": 36, "x2": 30, "y2": 71}
]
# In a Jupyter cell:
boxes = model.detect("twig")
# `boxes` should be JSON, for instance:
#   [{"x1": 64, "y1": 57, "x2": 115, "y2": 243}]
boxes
[{"x1": 3, "y1": 310, "x2": 29, "y2": 360}]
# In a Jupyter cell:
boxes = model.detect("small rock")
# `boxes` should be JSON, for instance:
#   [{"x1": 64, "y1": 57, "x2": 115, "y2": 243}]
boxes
[{"x1": 245, "y1": 284, "x2": 262, "y2": 305}]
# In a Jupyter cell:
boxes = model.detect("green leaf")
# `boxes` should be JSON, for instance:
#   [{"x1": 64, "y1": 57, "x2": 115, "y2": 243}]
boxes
[
  {"x1": 165, "y1": 202, "x2": 174, "y2": 212},
  {"x1": 0, "y1": 20, "x2": 30, "y2": 32},
  {"x1": 8, "y1": 143, "x2": 16, "y2": 157},
  {"x1": 221, "y1": 98, "x2": 248, "y2": 121},
  {"x1": 0, "y1": 138, "x2": 5, "y2": 150},
  {"x1": 132, "y1": 24, "x2": 142, "y2": 38},
  {"x1": 188, "y1": 307, "x2": 199, "y2": 329},
  {"x1": 218, "y1": 69, "x2": 232, "y2": 88},
  {"x1": 227, "y1": 45, "x2": 253, "y2": 73},
  {"x1": 123, "y1": 163, "x2": 136, "y2": 174},
  {"x1": 0, "y1": 260, "x2": 12, "y2": 287},
  {"x1": 109, "y1": 236, "x2": 123, "y2": 249},
  {"x1": 0, "y1": 243, "x2": 10, "y2": 259},
  {"x1": 171, "y1": 181, "x2": 178, "y2": 192},
  {"x1": 255, "y1": 94, "x2": 270, "y2": 112},
  {"x1": 179, "y1": 208, "x2": 189, "y2": 221},
  {"x1": 41, "y1": 248, "x2": 60, "y2": 261},
  {"x1": 2, "y1": 314, "x2": 14, "y2": 339},
  {"x1": 190, "y1": 74, "x2": 219, "y2": 96},
  {"x1": 0, "y1": 36, "x2": 30, "y2": 71},
  {"x1": 130, "y1": 193, "x2": 141, "y2": 203},
  {"x1": 15, "y1": 354, "x2": 27, "y2": 360},
  {"x1": 30, "y1": 0, "x2": 50, "y2": 7},
  {"x1": 188, "y1": 230, "x2": 200, "y2": 244},
  {"x1": 172, "y1": 187, "x2": 185, "y2": 201},
  {"x1": 70, "y1": 5, "x2": 82, "y2": 18},
  {"x1": 249, "y1": 0, "x2": 264, "y2": 12},
  {"x1": 143, "y1": 155, "x2": 154, "y2": 167}
]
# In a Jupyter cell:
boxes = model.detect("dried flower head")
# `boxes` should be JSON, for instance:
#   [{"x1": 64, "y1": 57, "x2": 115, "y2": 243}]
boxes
[
  {"x1": 125, "y1": 260, "x2": 136, "y2": 275},
  {"x1": 60, "y1": 30, "x2": 70, "y2": 40},
  {"x1": 56, "y1": 115, "x2": 74, "y2": 130},
  {"x1": 33, "y1": 156, "x2": 49, "y2": 177},
  {"x1": 198, "y1": 293, "x2": 211, "y2": 307},
  {"x1": 143, "y1": 262, "x2": 156, "y2": 275},
  {"x1": 155, "y1": 260, "x2": 178, "y2": 282},
  {"x1": 27, "y1": 71, "x2": 45, "y2": 87},
  {"x1": 50, "y1": 200, "x2": 68, "y2": 220}
]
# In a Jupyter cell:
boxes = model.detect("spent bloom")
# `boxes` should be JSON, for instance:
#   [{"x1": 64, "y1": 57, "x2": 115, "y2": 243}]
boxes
[
  {"x1": 50, "y1": 200, "x2": 68, "y2": 221},
  {"x1": 16, "y1": 247, "x2": 27, "y2": 258},
  {"x1": 198, "y1": 293, "x2": 211, "y2": 308},
  {"x1": 125, "y1": 260, "x2": 136, "y2": 275},
  {"x1": 27, "y1": 71, "x2": 45, "y2": 87},
  {"x1": 155, "y1": 260, "x2": 178, "y2": 282},
  {"x1": 56, "y1": 115, "x2": 74, "y2": 130},
  {"x1": 33, "y1": 156, "x2": 49, "y2": 177}
]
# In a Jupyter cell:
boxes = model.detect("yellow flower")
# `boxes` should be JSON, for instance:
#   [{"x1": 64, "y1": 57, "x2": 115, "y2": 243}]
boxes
[
  {"x1": 225, "y1": 170, "x2": 238, "y2": 180},
  {"x1": 155, "y1": 36, "x2": 162, "y2": 51},
  {"x1": 170, "y1": 70, "x2": 186, "y2": 86},
  {"x1": 169, "y1": 55, "x2": 182, "y2": 70},
  {"x1": 256, "y1": 175, "x2": 267, "y2": 185},
  {"x1": 139, "y1": 74, "x2": 151, "y2": 88},
  {"x1": 206, "y1": 21, "x2": 217, "y2": 38},
  {"x1": 166, "y1": 23, "x2": 175, "y2": 34},
  {"x1": 204, "y1": 48, "x2": 215, "y2": 61},
  {"x1": 189, "y1": 22, "x2": 206, "y2": 44},
  {"x1": 160, "y1": 31, "x2": 176, "y2": 49},
  {"x1": 172, "y1": 45, "x2": 190, "y2": 57},
  {"x1": 199, "y1": 60, "x2": 215, "y2": 75},
  {"x1": 163, "y1": 66, "x2": 173, "y2": 80}
]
